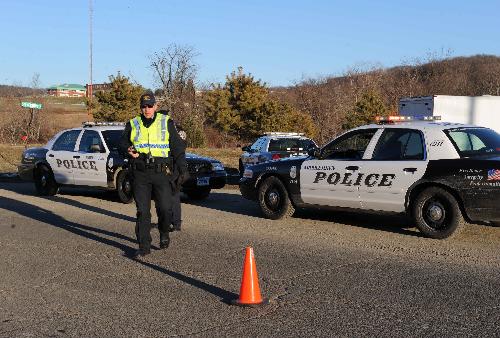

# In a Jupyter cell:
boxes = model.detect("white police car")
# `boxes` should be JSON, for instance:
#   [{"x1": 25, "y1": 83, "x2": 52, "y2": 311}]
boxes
[
  {"x1": 18, "y1": 122, "x2": 227, "y2": 202},
  {"x1": 240, "y1": 116, "x2": 500, "y2": 239}
]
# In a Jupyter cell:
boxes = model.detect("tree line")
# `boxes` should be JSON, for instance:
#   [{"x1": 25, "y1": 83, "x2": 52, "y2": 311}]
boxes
[
  {"x1": 92, "y1": 51, "x2": 500, "y2": 147},
  {"x1": 1, "y1": 48, "x2": 499, "y2": 146}
]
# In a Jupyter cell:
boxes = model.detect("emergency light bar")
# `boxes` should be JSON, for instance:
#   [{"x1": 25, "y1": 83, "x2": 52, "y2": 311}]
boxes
[
  {"x1": 264, "y1": 132, "x2": 305, "y2": 136},
  {"x1": 375, "y1": 115, "x2": 441, "y2": 123},
  {"x1": 82, "y1": 121, "x2": 126, "y2": 127}
]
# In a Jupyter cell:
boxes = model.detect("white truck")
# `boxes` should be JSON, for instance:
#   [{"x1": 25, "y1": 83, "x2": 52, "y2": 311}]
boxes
[{"x1": 399, "y1": 95, "x2": 500, "y2": 133}]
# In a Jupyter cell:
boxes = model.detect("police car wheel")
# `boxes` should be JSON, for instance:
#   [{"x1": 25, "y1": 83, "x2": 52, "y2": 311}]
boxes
[
  {"x1": 186, "y1": 187, "x2": 211, "y2": 200},
  {"x1": 116, "y1": 170, "x2": 134, "y2": 204},
  {"x1": 34, "y1": 165, "x2": 58, "y2": 196},
  {"x1": 412, "y1": 187, "x2": 464, "y2": 239},
  {"x1": 258, "y1": 176, "x2": 295, "y2": 220}
]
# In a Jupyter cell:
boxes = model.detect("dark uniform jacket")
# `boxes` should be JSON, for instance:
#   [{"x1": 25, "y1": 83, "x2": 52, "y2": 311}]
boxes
[{"x1": 119, "y1": 111, "x2": 187, "y2": 188}]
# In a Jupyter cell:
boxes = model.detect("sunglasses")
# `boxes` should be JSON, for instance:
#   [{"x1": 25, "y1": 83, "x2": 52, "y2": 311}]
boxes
[{"x1": 141, "y1": 104, "x2": 154, "y2": 109}]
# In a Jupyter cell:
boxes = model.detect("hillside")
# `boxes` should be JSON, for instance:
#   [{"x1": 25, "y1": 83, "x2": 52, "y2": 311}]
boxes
[
  {"x1": 272, "y1": 54, "x2": 500, "y2": 144},
  {"x1": 1, "y1": 55, "x2": 498, "y2": 146}
]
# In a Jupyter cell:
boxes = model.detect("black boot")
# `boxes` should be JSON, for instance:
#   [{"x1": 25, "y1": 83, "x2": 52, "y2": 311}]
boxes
[
  {"x1": 132, "y1": 248, "x2": 151, "y2": 258},
  {"x1": 160, "y1": 235, "x2": 170, "y2": 249}
]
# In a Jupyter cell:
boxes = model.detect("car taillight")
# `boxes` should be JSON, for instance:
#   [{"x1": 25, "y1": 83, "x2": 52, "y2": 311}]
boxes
[{"x1": 272, "y1": 154, "x2": 281, "y2": 160}]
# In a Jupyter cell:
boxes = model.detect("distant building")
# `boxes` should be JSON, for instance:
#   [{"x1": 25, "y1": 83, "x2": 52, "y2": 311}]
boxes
[{"x1": 47, "y1": 84, "x2": 86, "y2": 97}]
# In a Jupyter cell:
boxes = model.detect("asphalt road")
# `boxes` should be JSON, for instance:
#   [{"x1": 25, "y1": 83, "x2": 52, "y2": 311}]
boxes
[{"x1": 1, "y1": 182, "x2": 499, "y2": 337}]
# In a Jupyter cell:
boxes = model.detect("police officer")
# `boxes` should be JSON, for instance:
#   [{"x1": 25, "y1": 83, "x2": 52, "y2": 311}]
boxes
[{"x1": 119, "y1": 92, "x2": 187, "y2": 258}]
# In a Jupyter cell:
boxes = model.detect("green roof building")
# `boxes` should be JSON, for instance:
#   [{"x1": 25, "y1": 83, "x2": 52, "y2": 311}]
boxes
[{"x1": 47, "y1": 83, "x2": 86, "y2": 97}]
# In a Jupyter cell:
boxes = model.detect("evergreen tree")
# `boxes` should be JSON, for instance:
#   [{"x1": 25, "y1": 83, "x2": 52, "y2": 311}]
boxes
[
  {"x1": 342, "y1": 91, "x2": 388, "y2": 130},
  {"x1": 92, "y1": 73, "x2": 144, "y2": 122},
  {"x1": 182, "y1": 114, "x2": 206, "y2": 148},
  {"x1": 204, "y1": 67, "x2": 316, "y2": 140}
]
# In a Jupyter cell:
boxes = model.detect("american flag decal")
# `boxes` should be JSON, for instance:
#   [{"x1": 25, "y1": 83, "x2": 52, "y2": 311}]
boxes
[{"x1": 487, "y1": 169, "x2": 500, "y2": 181}]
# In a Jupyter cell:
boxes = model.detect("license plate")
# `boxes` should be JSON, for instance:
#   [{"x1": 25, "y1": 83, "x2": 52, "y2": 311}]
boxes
[{"x1": 197, "y1": 177, "x2": 210, "y2": 186}]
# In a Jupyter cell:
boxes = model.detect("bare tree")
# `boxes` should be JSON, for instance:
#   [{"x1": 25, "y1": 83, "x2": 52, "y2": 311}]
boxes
[
  {"x1": 149, "y1": 44, "x2": 199, "y2": 122},
  {"x1": 30, "y1": 72, "x2": 41, "y2": 94}
]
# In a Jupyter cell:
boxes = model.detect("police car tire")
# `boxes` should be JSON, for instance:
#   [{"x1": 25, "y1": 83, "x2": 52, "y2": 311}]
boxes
[
  {"x1": 186, "y1": 187, "x2": 211, "y2": 200},
  {"x1": 412, "y1": 187, "x2": 465, "y2": 239},
  {"x1": 258, "y1": 176, "x2": 295, "y2": 220},
  {"x1": 34, "y1": 165, "x2": 58, "y2": 196},
  {"x1": 116, "y1": 170, "x2": 134, "y2": 204}
]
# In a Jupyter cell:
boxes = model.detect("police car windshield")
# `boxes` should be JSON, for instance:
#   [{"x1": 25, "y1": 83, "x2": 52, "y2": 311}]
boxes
[
  {"x1": 445, "y1": 128, "x2": 500, "y2": 158},
  {"x1": 102, "y1": 130, "x2": 123, "y2": 151}
]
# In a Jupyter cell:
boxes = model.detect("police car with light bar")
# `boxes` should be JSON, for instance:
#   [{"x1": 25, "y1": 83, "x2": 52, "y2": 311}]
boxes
[
  {"x1": 240, "y1": 116, "x2": 500, "y2": 239},
  {"x1": 18, "y1": 122, "x2": 227, "y2": 202}
]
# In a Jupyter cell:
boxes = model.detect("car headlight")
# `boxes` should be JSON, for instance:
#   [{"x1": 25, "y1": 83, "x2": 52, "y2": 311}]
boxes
[
  {"x1": 22, "y1": 151, "x2": 37, "y2": 162},
  {"x1": 243, "y1": 168, "x2": 253, "y2": 178},
  {"x1": 211, "y1": 162, "x2": 224, "y2": 171}
]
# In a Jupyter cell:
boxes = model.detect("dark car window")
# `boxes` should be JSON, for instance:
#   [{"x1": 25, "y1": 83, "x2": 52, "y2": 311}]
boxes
[
  {"x1": 268, "y1": 138, "x2": 315, "y2": 152},
  {"x1": 79, "y1": 130, "x2": 104, "y2": 153},
  {"x1": 445, "y1": 127, "x2": 500, "y2": 158},
  {"x1": 102, "y1": 130, "x2": 123, "y2": 152},
  {"x1": 52, "y1": 130, "x2": 81, "y2": 151},
  {"x1": 372, "y1": 129, "x2": 425, "y2": 160},
  {"x1": 322, "y1": 129, "x2": 377, "y2": 160}
]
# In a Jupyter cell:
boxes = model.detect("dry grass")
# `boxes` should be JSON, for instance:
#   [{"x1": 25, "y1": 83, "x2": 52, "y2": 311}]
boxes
[
  {"x1": 187, "y1": 147, "x2": 242, "y2": 169},
  {"x1": 0, "y1": 144, "x2": 242, "y2": 174},
  {"x1": 0, "y1": 144, "x2": 30, "y2": 172}
]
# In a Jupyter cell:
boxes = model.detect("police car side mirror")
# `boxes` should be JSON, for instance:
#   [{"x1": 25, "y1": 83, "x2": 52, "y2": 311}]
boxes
[
  {"x1": 241, "y1": 145, "x2": 251, "y2": 152},
  {"x1": 307, "y1": 146, "x2": 321, "y2": 158},
  {"x1": 90, "y1": 144, "x2": 102, "y2": 153}
]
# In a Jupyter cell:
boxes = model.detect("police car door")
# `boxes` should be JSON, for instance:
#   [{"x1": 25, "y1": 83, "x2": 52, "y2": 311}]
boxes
[
  {"x1": 300, "y1": 128, "x2": 378, "y2": 208},
  {"x1": 359, "y1": 128, "x2": 427, "y2": 212},
  {"x1": 74, "y1": 130, "x2": 108, "y2": 186},
  {"x1": 46, "y1": 129, "x2": 81, "y2": 185}
]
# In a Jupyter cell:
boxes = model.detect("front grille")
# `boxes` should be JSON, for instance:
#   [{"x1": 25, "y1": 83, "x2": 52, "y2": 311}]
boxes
[{"x1": 187, "y1": 161, "x2": 212, "y2": 174}]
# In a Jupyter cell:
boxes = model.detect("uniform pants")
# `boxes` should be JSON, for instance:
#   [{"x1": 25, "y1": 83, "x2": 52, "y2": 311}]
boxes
[
  {"x1": 132, "y1": 168, "x2": 173, "y2": 250},
  {"x1": 154, "y1": 187, "x2": 182, "y2": 228},
  {"x1": 172, "y1": 191, "x2": 181, "y2": 227}
]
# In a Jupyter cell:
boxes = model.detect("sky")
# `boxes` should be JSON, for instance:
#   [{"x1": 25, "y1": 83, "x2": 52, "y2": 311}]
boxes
[{"x1": 1, "y1": 0, "x2": 499, "y2": 89}]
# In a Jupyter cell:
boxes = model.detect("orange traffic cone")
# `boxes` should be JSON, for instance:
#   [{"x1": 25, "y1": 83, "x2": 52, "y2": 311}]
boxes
[{"x1": 231, "y1": 247, "x2": 269, "y2": 307}]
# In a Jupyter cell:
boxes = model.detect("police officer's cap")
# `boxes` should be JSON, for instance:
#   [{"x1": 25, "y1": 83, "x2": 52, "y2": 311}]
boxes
[{"x1": 140, "y1": 92, "x2": 156, "y2": 107}]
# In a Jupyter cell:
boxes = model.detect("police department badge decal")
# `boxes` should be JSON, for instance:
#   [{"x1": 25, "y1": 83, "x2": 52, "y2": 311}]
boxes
[{"x1": 290, "y1": 166, "x2": 297, "y2": 179}]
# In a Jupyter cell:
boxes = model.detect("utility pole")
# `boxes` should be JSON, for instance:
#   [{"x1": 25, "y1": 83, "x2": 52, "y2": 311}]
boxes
[{"x1": 88, "y1": 0, "x2": 93, "y2": 121}]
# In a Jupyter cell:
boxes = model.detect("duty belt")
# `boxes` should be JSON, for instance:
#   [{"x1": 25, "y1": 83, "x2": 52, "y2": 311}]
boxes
[
  {"x1": 145, "y1": 156, "x2": 168, "y2": 165},
  {"x1": 146, "y1": 163, "x2": 171, "y2": 174},
  {"x1": 132, "y1": 159, "x2": 171, "y2": 174}
]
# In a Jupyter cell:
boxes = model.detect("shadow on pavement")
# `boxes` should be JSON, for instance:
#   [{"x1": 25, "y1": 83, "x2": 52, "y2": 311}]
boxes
[
  {"x1": 295, "y1": 208, "x2": 422, "y2": 237},
  {"x1": 184, "y1": 191, "x2": 262, "y2": 217},
  {"x1": 136, "y1": 260, "x2": 238, "y2": 304},
  {"x1": 3, "y1": 181, "x2": 419, "y2": 237},
  {"x1": 49, "y1": 195, "x2": 136, "y2": 223},
  {"x1": 0, "y1": 179, "x2": 124, "y2": 202},
  {"x1": 0, "y1": 181, "x2": 134, "y2": 222},
  {"x1": 188, "y1": 191, "x2": 421, "y2": 237},
  {"x1": 0, "y1": 195, "x2": 138, "y2": 248},
  {"x1": 0, "y1": 195, "x2": 237, "y2": 303}
]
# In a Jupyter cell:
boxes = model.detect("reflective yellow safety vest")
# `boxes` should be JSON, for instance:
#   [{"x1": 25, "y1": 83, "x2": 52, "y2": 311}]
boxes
[{"x1": 129, "y1": 114, "x2": 170, "y2": 157}]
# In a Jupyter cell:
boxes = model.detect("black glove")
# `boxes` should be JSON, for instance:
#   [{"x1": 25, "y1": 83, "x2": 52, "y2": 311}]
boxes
[{"x1": 175, "y1": 171, "x2": 189, "y2": 192}]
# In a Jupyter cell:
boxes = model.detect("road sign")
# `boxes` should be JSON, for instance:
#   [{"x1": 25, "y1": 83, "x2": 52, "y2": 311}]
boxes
[{"x1": 21, "y1": 101, "x2": 43, "y2": 109}]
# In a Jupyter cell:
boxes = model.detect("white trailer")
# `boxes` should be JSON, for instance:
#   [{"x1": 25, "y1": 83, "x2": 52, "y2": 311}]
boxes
[{"x1": 399, "y1": 95, "x2": 500, "y2": 133}]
